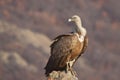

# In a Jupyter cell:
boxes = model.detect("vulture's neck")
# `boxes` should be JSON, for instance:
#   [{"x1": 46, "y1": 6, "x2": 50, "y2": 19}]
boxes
[{"x1": 75, "y1": 21, "x2": 86, "y2": 37}]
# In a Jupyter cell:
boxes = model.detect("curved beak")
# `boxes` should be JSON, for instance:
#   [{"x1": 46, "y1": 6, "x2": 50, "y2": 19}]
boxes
[{"x1": 68, "y1": 18, "x2": 72, "y2": 22}]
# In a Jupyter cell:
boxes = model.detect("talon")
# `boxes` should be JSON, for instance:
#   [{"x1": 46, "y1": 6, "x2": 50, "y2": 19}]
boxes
[{"x1": 70, "y1": 68, "x2": 76, "y2": 76}]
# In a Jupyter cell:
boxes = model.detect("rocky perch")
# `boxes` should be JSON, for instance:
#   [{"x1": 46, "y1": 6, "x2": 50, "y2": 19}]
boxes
[{"x1": 47, "y1": 71, "x2": 78, "y2": 80}]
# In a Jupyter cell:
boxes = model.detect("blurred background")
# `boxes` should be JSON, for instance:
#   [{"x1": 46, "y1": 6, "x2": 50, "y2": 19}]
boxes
[{"x1": 0, "y1": 0, "x2": 120, "y2": 80}]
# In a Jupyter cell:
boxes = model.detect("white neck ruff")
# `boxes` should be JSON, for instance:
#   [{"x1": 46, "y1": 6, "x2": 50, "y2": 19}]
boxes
[{"x1": 75, "y1": 33, "x2": 84, "y2": 42}]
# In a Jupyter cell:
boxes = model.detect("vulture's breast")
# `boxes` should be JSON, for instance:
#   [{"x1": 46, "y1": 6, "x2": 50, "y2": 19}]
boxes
[{"x1": 70, "y1": 34, "x2": 84, "y2": 60}]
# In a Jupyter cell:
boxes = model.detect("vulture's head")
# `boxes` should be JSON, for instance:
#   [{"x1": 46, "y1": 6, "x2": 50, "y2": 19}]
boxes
[
  {"x1": 68, "y1": 15, "x2": 81, "y2": 23},
  {"x1": 68, "y1": 15, "x2": 86, "y2": 35}
]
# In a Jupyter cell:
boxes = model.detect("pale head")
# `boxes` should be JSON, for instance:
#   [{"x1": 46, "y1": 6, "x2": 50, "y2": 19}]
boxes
[
  {"x1": 68, "y1": 15, "x2": 86, "y2": 36},
  {"x1": 68, "y1": 15, "x2": 82, "y2": 24}
]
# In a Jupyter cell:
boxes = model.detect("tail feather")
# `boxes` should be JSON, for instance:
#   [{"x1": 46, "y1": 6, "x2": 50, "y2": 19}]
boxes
[
  {"x1": 44, "y1": 55, "x2": 66, "y2": 76},
  {"x1": 44, "y1": 56, "x2": 59, "y2": 76}
]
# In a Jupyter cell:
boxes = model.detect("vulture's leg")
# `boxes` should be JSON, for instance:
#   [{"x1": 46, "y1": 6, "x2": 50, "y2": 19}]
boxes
[
  {"x1": 66, "y1": 55, "x2": 71, "y2": 72},
  {"x1": 69, "y1": 59, "x2": 76, "y2": 76},
  {"x1": 66, "y1": 61, "x2": 70, "y2": 72},
  {"x1": 66, "y1": 59, "x2": 76, "y2": 76}
]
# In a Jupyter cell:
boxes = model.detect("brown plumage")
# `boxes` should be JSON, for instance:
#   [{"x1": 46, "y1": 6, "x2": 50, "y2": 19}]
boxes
[{"x1": 44, "y1": 15, "x2": 88, "y2": 76}]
